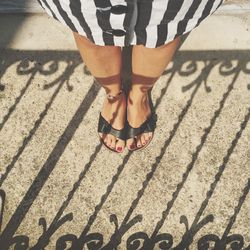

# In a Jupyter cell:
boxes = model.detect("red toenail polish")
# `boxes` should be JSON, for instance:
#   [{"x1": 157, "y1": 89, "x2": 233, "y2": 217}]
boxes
[
  {"x1": 130, "y1": 144, "x2": 135, "y2": 149},
  {"x1": 117, "y1": 147, "x2": 122, "y2": 152}
]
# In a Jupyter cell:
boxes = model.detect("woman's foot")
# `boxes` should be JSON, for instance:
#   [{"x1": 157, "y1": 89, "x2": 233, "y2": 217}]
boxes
[
  {"x1": 99, "y1": 91, "x2": 126, "y2": 153},
  {"x1": 126, "y1": 88, "x2": 153, "y2": 150}
]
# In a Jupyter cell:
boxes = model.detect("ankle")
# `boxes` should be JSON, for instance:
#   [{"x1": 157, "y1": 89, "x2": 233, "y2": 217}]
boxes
[
  {"x1": 103, "y1": 86, "x2": 123, "y2": 101},
  {"x1": 128, "y1": 90, "x2": 148, "y2": 106},
  {"x1": 104, "y1": 91, "x2": 125, "y2": 107}
]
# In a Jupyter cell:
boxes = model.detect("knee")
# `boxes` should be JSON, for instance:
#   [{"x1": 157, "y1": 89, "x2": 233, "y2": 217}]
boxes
[
  {"x1": 73, "y1": 31, "x2": 96, "y2": 48},
  {"x1": 73, "y1": 31, "x2": 120, "y2": 54}
]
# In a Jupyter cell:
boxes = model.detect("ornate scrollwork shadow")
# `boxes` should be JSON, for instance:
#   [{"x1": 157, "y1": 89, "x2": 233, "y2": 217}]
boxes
[{"x1": 0, "y1": 49, "x2": 249, "y2": 249}]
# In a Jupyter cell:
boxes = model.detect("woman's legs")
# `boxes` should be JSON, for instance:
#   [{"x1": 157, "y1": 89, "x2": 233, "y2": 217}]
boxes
[
  {"x1": 73, "y1": 32, "x2": 126, "y2": 152},
  {"x1": 127, "y1": 36, "x2": 181, "y2": 149}
]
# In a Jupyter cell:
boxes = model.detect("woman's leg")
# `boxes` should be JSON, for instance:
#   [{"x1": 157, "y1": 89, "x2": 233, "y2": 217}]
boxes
[
  {"x1": 127, "y1": 36, "x2": 181, "y2": 149},
  {"x1": 73, "y1": 32, "x2": 126, "y2": 152}
]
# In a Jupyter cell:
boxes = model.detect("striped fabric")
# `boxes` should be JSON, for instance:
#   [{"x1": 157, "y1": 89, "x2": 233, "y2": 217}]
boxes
[{"x1": 37, "y1": 0, "x2": 224, "y2": 48}]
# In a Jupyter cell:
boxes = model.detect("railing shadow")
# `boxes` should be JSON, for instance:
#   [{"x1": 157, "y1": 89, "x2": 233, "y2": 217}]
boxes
[{"x1": 0, "y1": 49, "x2": 249, "y2": 249}]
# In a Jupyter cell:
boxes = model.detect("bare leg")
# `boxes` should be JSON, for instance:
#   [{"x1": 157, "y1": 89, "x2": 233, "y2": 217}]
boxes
[
  {"x1": 73, "y1": 32, "x2": 126, "y2": 152},
  {"x1": 127, "y1": 37, "x2": 181, "y2": 149}
]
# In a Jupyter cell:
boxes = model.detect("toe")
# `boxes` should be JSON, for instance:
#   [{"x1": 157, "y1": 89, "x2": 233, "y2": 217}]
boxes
[
  {"x1": 116, "y1": 139, "x2": 125, "y2": 153},
  {"x1": 103, "y1": 134, "x2": 108, "y2": 144},
  {"x1": 144, "y1": 133, "x2": 150, "y2": 142},
  {"x1": 141, "y1": 134, "x2": 147, "y2": 146},
  {"x1": 99, "y1": 133, "x2": 107, "y2": 141},
  {"x1": 148, "y1": 132, "x2": 153, "y2": 140},
  {"x1": 127, "y1": 138, "x2": 136, "y2": 150},
  {"x1": 136, "y1": 136, "x2": 142, "y2": 148},
  {"x1": 106, "y1": 135, "x2": 113, "y2": 148},
  {"x1": 109, "y1": 135, "x2": 116, "y2": 149}
]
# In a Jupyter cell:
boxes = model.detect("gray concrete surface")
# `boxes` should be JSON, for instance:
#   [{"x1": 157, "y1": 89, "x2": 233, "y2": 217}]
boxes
[{"x1": 0, "y1": 5, "x2": 249, "y2": 250}]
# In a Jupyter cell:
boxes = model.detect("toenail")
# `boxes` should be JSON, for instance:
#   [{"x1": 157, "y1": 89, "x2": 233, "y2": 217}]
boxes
[
  {"x1": 117, "y1": 147, "x2": 123, "y2": 152},
  {"x1": 130, "y1": 144, "x2": 135, "y2": 150}
]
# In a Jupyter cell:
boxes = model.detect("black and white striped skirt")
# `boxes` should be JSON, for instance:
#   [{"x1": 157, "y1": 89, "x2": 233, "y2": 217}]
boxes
[{"x1": 37, "y1": 0, "x2": 224, "y2": 48}]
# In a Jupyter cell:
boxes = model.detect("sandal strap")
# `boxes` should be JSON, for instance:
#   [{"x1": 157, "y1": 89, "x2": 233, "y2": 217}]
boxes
[
  {"x1": 98, "y1": 113, "x2": 127, "y2": 141},
  {"x1": 126, "y1": 113, "x2": 157, "y2": 139}
]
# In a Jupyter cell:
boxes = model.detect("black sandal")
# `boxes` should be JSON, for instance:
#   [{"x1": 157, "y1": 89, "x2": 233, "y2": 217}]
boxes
[
  {"x1": 126, "y1": 112, "x2": 157, "y2": 152},
  {"x1": 98, "y1": 90, "x2": 127, "y2": 153}
]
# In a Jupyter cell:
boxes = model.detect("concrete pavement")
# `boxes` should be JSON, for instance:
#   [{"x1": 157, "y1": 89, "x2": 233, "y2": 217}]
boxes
[{"x1": 0, "y1": 3, "x2": 249, "y2": 250}]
